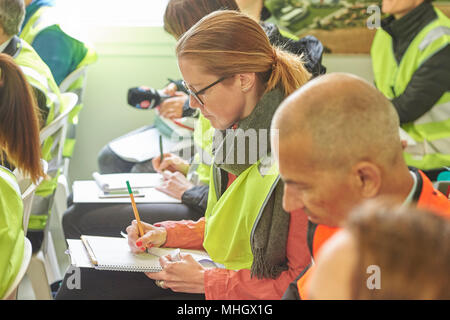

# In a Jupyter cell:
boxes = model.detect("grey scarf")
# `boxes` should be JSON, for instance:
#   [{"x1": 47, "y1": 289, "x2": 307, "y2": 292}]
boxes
[
  {"x1": 212, "y1": 88, "x2": 290, "y2": 279},
  {"x1": 213, "y1": 88, "x2": 282, "y2": 175}
]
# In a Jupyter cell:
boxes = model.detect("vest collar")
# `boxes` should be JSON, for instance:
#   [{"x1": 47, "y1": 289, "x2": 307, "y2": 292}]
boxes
[
  {"x1": 2, "y1": 36, "x2": 21, "y2": 58},
  {"x1": 409, "y1": 166, "x2": 424, "y2": 202},
  {"x1": 381, "y1": 3, "x2": 437, "y2": 62},
  {"x1": 382, "y1": 3, "x2": 436, "y2": 39}
]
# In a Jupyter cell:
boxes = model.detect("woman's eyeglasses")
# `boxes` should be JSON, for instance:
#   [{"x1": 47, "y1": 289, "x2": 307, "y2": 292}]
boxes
[{"x1": 182, "y1": 76, "x2": 227, "y2": 106}]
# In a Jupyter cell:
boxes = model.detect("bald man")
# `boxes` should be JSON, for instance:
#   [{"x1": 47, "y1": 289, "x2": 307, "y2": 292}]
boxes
[{"x1": 270, "y1": 73, "x2": 450, "y2": 300}]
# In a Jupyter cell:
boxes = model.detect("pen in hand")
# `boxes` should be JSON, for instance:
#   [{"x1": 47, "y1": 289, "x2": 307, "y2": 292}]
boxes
[
  {"x1": 159, "y1": 134, "x2": 164, "y2": 163},
  {"x1": 126, "y1": 180, "x2": 148, "y2": 253}
]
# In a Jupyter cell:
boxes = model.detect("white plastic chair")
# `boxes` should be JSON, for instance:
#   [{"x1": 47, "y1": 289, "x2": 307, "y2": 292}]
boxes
[
  {"x1": 59, "y1": 66, "x2": 88, "y2": 180},
  {"x1": 59, "y1": 67, "x2": 87, "y2": 93},
  {"x1": 1, "y1": 237, "x2": 32, "y2": 300},
  {"x1": 27, "y1": 92, "x2": 78, "y2": 300},
  {"x1": 39, "y1": 93, "x2": 78, "y2": 169},
  {"x1": 14, "y1": 159, "x2": 48, "y2": 235}
]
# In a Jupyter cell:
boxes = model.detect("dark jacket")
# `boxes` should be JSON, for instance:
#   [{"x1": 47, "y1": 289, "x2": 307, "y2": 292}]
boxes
[
  {"x1": 261, "y1": 22, "x2": 326, "y2": 77},
  {"x1": 377, "y1": 3, "x2": 450, "y2": 125}
]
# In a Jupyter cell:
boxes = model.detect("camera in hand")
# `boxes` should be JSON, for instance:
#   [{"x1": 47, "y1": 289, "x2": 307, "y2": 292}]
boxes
[{"x1": 127, "y1": 86, "x2": 170, "y2": 109}]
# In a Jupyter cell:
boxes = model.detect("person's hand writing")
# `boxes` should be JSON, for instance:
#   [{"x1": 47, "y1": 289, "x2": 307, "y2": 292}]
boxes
[
  {"x1": 156, "y1": 170, "x2": 194, "y2": 200},
  {"x1": 146, "y1": 253, "x2": 206, "y2": 293},
  {"x1": 152, "y1": 153, "x2": 190, "y2": 175},
  {"x1": 126, "y1": 220, "x2": 167, "y2": 253}
]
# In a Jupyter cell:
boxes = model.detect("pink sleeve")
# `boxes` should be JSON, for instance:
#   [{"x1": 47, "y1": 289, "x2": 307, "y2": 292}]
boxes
[
  {"x1": 154, "y1": 218, "x2": 205, "y2": 250},
  {"x1": 203, "y1": 210, "x2": 311, "y2": 300}
]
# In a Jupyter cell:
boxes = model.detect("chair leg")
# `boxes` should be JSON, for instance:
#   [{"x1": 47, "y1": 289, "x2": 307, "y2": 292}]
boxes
[
  {"x1": 43, "y1": 232, "x2": 62, "y2": 284},
  {"x1": 53, "y1": 175, "x2": 68, "y2": 224},
  {"x1": 27, "y1": 254, "x2": 52, "y2": 300},
  {"x1": 46, "y1": 177, "x2": 70, "y2": 280}
]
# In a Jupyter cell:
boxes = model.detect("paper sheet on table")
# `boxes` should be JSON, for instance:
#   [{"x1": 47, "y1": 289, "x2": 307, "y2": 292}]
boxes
[
  {"x1": 92, "y1": 172, "x2": 163, "y2": 192},
  {"x1": 109, "y1": 127, "x2": 193, "y2": 163},
  {"x1": 72, "y1": 180, "x2": 181, "y2": 203}
]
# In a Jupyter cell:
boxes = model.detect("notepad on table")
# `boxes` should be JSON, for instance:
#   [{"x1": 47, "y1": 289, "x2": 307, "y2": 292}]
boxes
[
  {"x1": 72, "y1": 180, "x2": 180, "y2": 203},
  {"x1": 67, "y1": 236, "x2": 219, "y2": 272},
  {"x1": 92, "y1": 172, "x2": 163, "y2": 193}
]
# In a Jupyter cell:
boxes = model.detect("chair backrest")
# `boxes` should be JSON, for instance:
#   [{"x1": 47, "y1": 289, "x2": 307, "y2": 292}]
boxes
[
  {"x1": 14, "y1": 160, "x2": 48, "y2": 235},
  {"x1": 59, "y1": 66, "x2": 87, "y2": 94},
  {"x1": 59, "y1": 66, "x2": 89, "y2": 178},
  {"x1": 1, "y1": 237, "x2": 32, "y2": 300},
  {"x1": 40, "y1": 92, "x2": 78, "y2": 172}
]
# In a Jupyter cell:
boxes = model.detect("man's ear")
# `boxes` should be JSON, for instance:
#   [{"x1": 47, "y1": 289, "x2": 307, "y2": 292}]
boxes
[
  {"x1": 239, "y1": 73, "x2": 256, "y2": 93},
  {"x1": 351, "y1": 162, "x2": 381, "y2": 198}
]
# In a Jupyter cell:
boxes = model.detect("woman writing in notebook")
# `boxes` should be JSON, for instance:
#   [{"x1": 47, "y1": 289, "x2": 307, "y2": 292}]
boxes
[
  {"x1": 62, "y1": 0, "x2": 324, "y2": 242},
  {"x1": 56, "y1": 11, "x2": 312, "y2": 300},
  {"x1": 0, "y1": 53, "x2": 44, "y2": 298},
  {"x1": 61, "y1": 0, "x2": 241, "y2": 240}
]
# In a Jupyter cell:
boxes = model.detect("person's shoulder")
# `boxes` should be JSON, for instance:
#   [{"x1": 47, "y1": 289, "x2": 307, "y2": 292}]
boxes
[
  {"x1": 34, "y1": 24, "x2": 73, "y2": 45},
  {"x1": 0, "y1": 166, "x2": 20, "y2": 197},
  {"x1": 417, "y1": 170, "x2": 450, "y2": 218}
]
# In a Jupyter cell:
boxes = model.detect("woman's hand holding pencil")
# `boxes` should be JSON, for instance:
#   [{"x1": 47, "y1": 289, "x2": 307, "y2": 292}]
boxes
[
  {"x1": 125, "y1": 180, "x2": 167, "y2": 253},
  {"x1": 126, "y1": 220, "x2": 167, "y2": 253},
  {"x1": 152, "y1": 153, "x2": 190, "y2": 176}
]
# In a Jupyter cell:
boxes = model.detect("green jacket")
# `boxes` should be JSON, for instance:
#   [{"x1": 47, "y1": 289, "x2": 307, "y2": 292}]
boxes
[{"x1": 0, "y1": 166, "x2": 24, "y2": 299}]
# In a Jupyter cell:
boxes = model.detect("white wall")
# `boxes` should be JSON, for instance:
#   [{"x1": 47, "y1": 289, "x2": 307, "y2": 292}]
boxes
[
  {"x1": 68, "y1": 26, "x2": 374, "y2": 185},
  {"x1": 323, "y1": 54, "x2": 374, "y2": 82},
  {"x1": 68, "y1": 26, "x2": 180, "y2": 184}
]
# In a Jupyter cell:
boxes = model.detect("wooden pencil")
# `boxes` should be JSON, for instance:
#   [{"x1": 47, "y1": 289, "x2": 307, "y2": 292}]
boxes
[{"x1": 126, "y1": 180, "x2": 144, "y2": 237}]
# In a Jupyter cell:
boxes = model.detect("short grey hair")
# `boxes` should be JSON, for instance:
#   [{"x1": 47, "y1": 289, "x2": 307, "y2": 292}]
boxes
[{"x1": 0, "y1": 0, "x2": 25, "y2": 36}]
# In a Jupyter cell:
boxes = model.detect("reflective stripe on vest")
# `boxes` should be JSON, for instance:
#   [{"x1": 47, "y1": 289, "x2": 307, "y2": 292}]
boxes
[
  {"x1": 418, "y1": 25, "x2": 450, "y2": 50},
  {"x1": 203, "y1": 156, "x2": 279, "y2": 270},
  {"x1": 19, "y1": 65, "x2": 49, "y2": 90},
  {"x1": 371, "y1": 8, "x2": 450, "y2": 170},
  {"x1": 402, "y1": 98, "x2": 450, "y2": 166},
  {"x1": 20, "y1": 7, "x2": 56, "y2": 45}
]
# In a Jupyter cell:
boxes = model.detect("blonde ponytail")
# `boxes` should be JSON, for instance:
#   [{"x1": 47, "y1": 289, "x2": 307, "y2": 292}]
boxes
[{"x1": 267, "y1": 47, "x2": 311, "y2": 97}]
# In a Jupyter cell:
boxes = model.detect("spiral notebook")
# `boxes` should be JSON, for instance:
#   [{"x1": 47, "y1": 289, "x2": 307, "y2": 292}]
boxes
[{"x1": 76, "y1": 235, "x2": 218, "y2": 272}]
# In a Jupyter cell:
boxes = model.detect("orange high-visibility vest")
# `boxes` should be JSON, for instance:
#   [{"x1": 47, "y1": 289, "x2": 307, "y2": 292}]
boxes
[{"x1": 296, "y1": 169, "x2": 450, "y2": 299}]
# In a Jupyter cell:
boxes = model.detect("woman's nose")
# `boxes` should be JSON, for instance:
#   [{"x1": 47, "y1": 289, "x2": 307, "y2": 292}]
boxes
[{"x1": 189, "y1": 95, "x2": 201, "y2": 109}]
